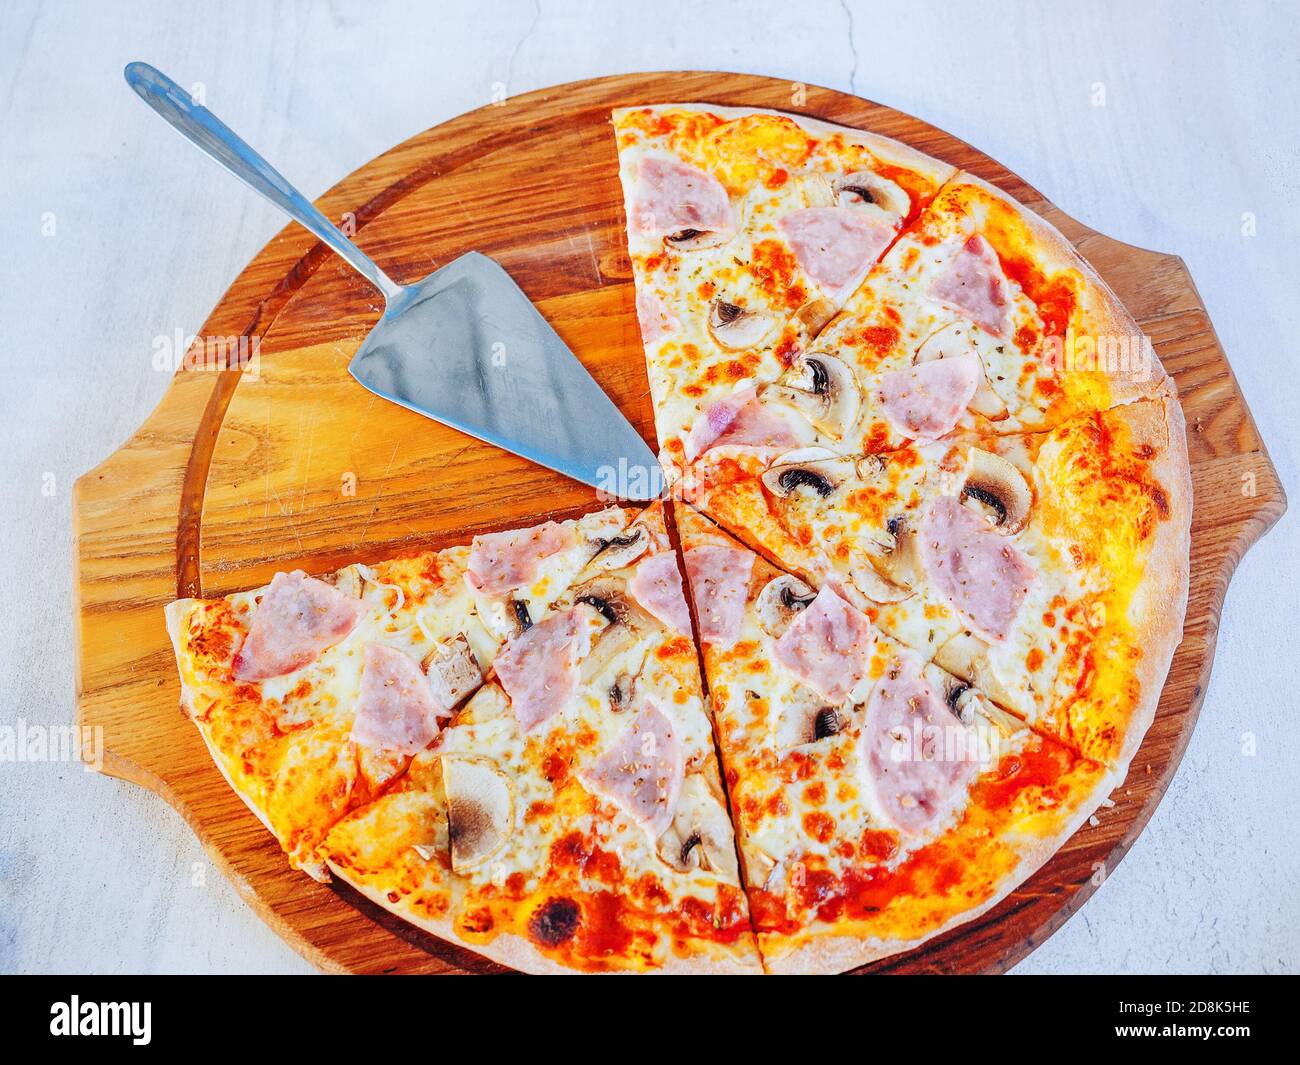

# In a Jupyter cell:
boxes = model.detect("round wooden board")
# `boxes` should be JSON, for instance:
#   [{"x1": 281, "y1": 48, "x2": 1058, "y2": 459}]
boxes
[{"x1": 73, "y1": 72, "x2": 1285, "y2": 975}]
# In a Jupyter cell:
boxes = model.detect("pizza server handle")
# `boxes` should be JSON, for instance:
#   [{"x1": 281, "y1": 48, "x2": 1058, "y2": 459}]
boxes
[{"x1": 123, "y1": 61, "x2": 404, "y2": 303}]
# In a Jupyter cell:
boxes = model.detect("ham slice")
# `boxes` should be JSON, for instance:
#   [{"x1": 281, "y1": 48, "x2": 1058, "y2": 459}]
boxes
[
  {"x1": 917, "y1": 496, "x2": 1036, "y2": 643},
  {"x1": 683, "y1": 544, "x2": 753, "y2": 648},
  {"x1": 466, "y1": 521, "x2": 575, "y2": 596},
  {"x1": 350, "y1": 643, "x2": 443, "y2": 754},
  {"x1": 774, "y1": 586, "x2": 875, "y2": 702},
  {"x1": 232, "y1": 570, "x2": 366, "y2": 682},
  {"x1": 877, "y1": 351, "x2": 980, "y2": 442},
  {"x1": 635, "y1": 289, "x2": 679, "y2": 344},
  {"x1": 930, "y1": 233, "x2": 1010, "y2": 336},
  {"x1": 629, "y1": 551, "x2": 692, "y2": 636},
  {"x1": 493, "y1": 608, "x2": 591, "y2": 731},
  {"x1": 860, "y1": 649, "x2": 977, "y2": 834},
  {"x1": 779, "y1": 207, "x2": 895, "y2": 291},
  {"x1": 632, "y1": 156, "x2": 733, "y2": 240},
  {"x1": 582, "y1": 702, "x2": 683, "y2": 837},
  {"x1": 683, "y1": 387, "x2": 800, "y2": 462}
]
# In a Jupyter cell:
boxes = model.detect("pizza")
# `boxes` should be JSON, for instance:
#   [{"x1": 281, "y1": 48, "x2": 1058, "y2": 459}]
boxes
[
  {"x1": 612, "y1": 104, "x2": 1191, "y2": 967},
  {"x1": 688, "y1": 395, "x2": 1189, "y2": 767},
  {"x1": 674, "y1": 505, "x2": 1117, "y2": 972},
  {"x1": 163, "y1": 102, "x2": 1190, "y2": 974},
  {"x1": 166, "y1": 503, "x2": 761, "y2": 973},
  {"x1": 612, "y1": 104, "x2": 955, "y2": 475}
]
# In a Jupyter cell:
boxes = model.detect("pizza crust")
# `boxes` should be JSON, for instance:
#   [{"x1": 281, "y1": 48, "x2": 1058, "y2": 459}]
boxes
[
  {"x1": 946, "y1": 170, "x2": 1173, "y2": 406},
  {"x1": 762, "y1": 763, "x2": 1121, "y2": 974},
  {"x1": 1105, "y1": 390, "x2": 1192, "y2": 778},
  {"x1": 612, "y1": 102, "x2": 958, "y2": 190},
  {"x1": 424, "y1": 926, "x2": 765, "y2": 976}
]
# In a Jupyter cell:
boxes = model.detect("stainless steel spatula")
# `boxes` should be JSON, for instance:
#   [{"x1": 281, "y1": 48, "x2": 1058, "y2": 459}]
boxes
[{"x1": 124, "y1": 62, "x2": 659, "y2": 500}]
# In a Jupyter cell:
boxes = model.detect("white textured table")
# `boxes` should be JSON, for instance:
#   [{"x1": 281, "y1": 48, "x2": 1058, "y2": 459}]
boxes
[{"x1": 1, "y1": 0, "x2": 1294, "y2": 975}]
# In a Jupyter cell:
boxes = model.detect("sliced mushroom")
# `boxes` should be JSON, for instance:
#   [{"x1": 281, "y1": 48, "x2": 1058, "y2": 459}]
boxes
[
  {"x1": 708, "y1": 298, "x2": 778, "y2": 351},
  {"x1": 759, "y1": 352, "x2": 861, "y2": 440},
  {"x1": 587, "y1": 524, "x2": 651, "y2": 571},
  {"x1": 580, "y1": 622, "x2": 642, "y2": 687},
  {"x1": 972, "y1": 695, "x2": 1028, "y2": 738},
  {"x1": 773, "y1": 685, "x2": 847, "y2": 751},
  {"x1": 746, "y1": 846, "x2": 780, "y2": 891},
  {"x1": 655, "y1": 774, "x2": 739, "y2": 879},
  {"x1": 761, "y1": 446, "x2": 853, "y2": 501},
  {"x1": 933, "y1": 631, "x2": 1021, "y2": 714},
  {"x1": 323, "y1": 564, "x2": 363, "y2": 599},
  {"x1": 813, "y1": 707, "x2": 846, "y2": 740},
  {"x1": 833, "y1": 170, "x2": 909, "y2": 217},
  {"x1": 457, "y1": 683, "x2": 511, "y2": 725},
  {"x1": 849, "y1": 562, "x2": 911, "y2": 605},
  {"x1": 761, "y1": 450, "x2": 853, "y2": 499},
  {"x1": 442, "y1": 756, "x2": 514, "y2": 872},
  {"x1": 872, "y1": 516, "x2": 922, "y2": 589},
  {"x1": 961, "y1": 449, "x2": 1032, "y2": 534},
  {"x1": 756, "y1": 574, "x2": 817, "y2": 637},
  {"x1": 508, "y1": 597, "x2": 533, "y2": 635},
  {"x1": 607, "y1": 671, "x2": 637, "y2": 713},
  {"x1": 790, "y1": 297, "x2": 839, "y2": 348},
  {"x1": 421, "y1": 633, "x2": 484, "y2": 712},
  {"x1": 915, "y1": 323, "x2": 1009, "y2": 421},
  {"x1": 937, "y1": 674, "x2": 978, "y2": 725},
  {"x1": 571, "y1": 577, "x2": 647, "y2": 629},
  {"x1": 572, "y1": 577, "x2": 654, "y2": 687},
  {"x1": 665, "y1": 226, "x2": 730, "y2": 251},
  {"x1": 793, "y1": 171, "x2": 837, "y2": 208}
]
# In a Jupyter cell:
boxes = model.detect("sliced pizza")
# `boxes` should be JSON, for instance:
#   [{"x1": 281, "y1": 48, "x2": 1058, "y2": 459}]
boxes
[
  {"x1": 687, "y1": 395, "x2": 1191, "y2": 768},
  {"x1": 166, "y1": 503, "x2": 761, "y2": 973},
  {"x1": 693, "y1": 171, "x2": 1173, "y2": 467},
  {"x1": 675, "y1": 503, "x2": 1117, "y2": 973},
  {"x1": 612, "y1": 104, "x2": 956, "y2": 473},
  {"x1": 437, "y1": 502, "x2": 760, "y2": 972},
  {"x1": 164, "y1": 544, "x2": 486, "y2": 881}
]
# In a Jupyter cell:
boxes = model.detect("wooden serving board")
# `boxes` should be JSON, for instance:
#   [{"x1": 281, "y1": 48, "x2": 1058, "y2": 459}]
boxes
[{"x1": 73, "y1": 72, "x2": 1285, "y2": 975}]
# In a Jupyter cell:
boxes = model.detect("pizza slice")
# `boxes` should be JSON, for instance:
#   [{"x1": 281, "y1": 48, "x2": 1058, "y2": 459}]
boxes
[
  {"x1": 687, "y1": 395, "x2": 1191, "y2": 768},
  {"x1": 731, "y1": 172, "x2": 1174, "y2": 461},
  {"x1": 164, "y1": 542, "x2": 489, "y2": 882},
  {"x1": 163, "y1": 507, "x2": 654, "y2": 888},
  {"x1": 436, "y1": 502, "x2": 761, "y2": 972},
  {"x1": 612, "y1": 104, "x2": 956, "y2": 473},
  {"x1": 167, "y1": 503, "x2": 761, "y2": 973},
  {"x1": 675, "y1": 503, "x2": 1117, "y2": 972}
]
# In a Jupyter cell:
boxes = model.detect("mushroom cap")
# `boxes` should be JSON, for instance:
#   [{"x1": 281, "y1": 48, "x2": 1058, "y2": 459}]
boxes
[
  {"x1": 933, "y1": 631, "x2": 1021, "y2": 714},
  {"x1": 761, "y1": 448, "x2": 854, "y2": 499},
  {"x1": 961, "y1": 449, "x2": 1033, "y2": 534},
  {"x1": 587, "y1": 524, "x2": 652, "y2": 572},
  {"x1": 759, "y1": 352, "x2": 861, "y2": 441},
  {"x1": 756, "y1": 574, "x2": 817, "y2": 637},
  {"x1": 915, "y1": 322, "x2": 1009, "y2": 421},
  {"x1": 665, "y1": 226, "x2": 731, "y2": 251},
  {"x1": 772, "y1": 685, "x2": 850, "y2": 752},
  {"x1": 850, "y1": 561, "x2": 912, "y2": 605},
  {"x1": 833, "y1": 169, "x2": 909, "y2": 218},
  {"x1": 707, "y1": 297, "x2": 778, "y2": 351},
  {"x1": 442, "y1": 756, "x2": 515, "y2": 873}
]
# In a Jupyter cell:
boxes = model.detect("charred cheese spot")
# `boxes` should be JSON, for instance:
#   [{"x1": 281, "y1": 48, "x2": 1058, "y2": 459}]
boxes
[{"x1": 528, "y1": 896, "x2": 581, "y2": 947}]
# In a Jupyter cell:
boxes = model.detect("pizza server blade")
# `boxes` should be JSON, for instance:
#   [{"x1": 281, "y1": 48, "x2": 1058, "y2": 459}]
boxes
[{"x1": 125, "y1": 62, "x2": 661, "y2": 501}]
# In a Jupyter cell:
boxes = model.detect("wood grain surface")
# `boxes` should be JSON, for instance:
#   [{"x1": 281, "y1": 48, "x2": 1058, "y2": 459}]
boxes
[{"x1": 72, "y1": 72, "x2": 1285, "y2": 974}]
